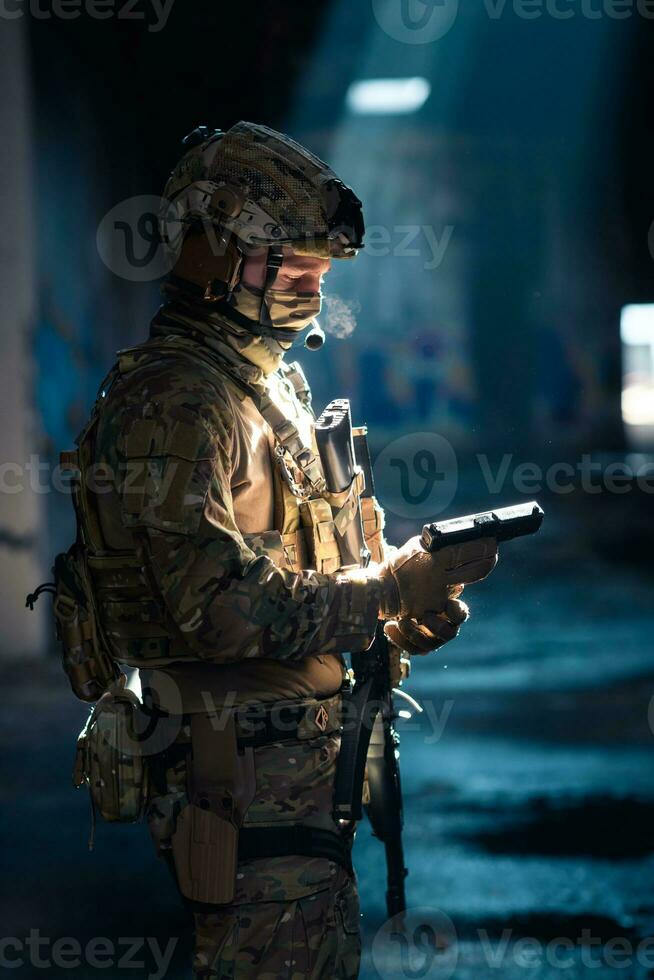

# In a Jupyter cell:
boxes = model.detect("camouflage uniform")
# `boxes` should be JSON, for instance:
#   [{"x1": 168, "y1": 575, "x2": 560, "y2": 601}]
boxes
[
  {"x1": 56, "y1": 120, "x2": 489, "y2": 979},
  {"x1": 90, "y1": 301, "x2": 383, "y2": 978},
  {"x1": 59, "y1": 118, "x2": 385, "y2": 979}
]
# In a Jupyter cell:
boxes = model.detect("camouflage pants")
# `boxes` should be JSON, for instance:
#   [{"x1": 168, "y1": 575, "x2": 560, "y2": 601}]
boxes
[
  {"x1": 147, "y1": 722, "x2": 361, "y2": 980},
  {"x1": 193, "y1": 872, "x2": 360, "y2": 979}
]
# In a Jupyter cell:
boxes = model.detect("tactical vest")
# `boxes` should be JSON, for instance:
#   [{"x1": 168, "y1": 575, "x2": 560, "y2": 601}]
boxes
[{"x1": 51, "y1": 335, "x2": 366, "y2": 701}]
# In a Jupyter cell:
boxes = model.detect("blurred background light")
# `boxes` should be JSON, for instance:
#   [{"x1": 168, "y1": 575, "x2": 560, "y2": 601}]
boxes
[
  {"x1": 621, "y1": 304, "x2": 654, "y2": 436},
  {"x1": 345, "y1": 77, "x2": 431, "y2": 115},
  {"x1": 621, "y1": 303, "x2": 654, "y2": 346}
]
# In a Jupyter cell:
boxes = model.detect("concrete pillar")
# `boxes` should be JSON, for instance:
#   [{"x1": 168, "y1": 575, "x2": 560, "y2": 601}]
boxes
[{"x1": 0, "y1": 18, "x2": 45, "y2": 657}]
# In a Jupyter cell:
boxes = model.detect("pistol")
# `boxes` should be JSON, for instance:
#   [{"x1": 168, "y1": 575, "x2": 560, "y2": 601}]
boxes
[{"x1": 421, "y1": 501, "x2": 544, "y2": 552}]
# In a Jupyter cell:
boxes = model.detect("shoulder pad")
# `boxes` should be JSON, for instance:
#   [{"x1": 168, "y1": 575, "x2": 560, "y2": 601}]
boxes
[
  {"x1": 117, "y1": 337, "x2": 248, "y2": 403},
  {"x1": 109, "y1": 343, "x2": 240, "y2": 536}
]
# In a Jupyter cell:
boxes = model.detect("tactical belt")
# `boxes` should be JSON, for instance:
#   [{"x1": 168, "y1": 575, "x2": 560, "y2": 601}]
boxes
[
  {"x1": 234, "y1": 694, "x2": 341, "y2": 748},
  {"x1": 238, "y1": 825, "x2": 352, "y2": 873},
  {"x1": 146, "y1": 693, "x2": 342, "y2": 752}
]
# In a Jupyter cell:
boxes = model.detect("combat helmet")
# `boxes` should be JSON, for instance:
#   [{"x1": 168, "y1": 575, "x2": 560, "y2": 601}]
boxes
[
  {"x1": 162, "y1": 121, "x2": 365, "y2": 260},
  {"x1": 159, "y1": 123, "x2": 365, "y2": 342}
]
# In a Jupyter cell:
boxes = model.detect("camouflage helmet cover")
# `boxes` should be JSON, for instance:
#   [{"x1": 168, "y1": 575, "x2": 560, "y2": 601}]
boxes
[{"x1": 161, "y1": 121, "x2": 365, "y2": 260}]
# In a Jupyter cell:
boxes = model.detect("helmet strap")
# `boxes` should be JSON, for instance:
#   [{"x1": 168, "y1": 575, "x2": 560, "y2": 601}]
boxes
[{"x1": 259, "y1": 245, "x2": 284, "y2": 327}]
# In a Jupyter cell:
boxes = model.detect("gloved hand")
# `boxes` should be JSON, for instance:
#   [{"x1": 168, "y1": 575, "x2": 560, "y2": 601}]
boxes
[
  {"x1": 376, "y1": 536, "x2": 498, "y2": 655},
  {"x1": 384, "y1": 603, "x2": 468, "y2": 656}
]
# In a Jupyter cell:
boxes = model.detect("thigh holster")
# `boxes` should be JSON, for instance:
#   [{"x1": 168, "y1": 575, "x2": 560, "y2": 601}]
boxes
[{"x1": 171, "y1": 713, "x2": 256, "y2": 906}]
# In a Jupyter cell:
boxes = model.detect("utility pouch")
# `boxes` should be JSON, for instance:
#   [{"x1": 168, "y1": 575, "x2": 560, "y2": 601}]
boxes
[
  {"x1": 172, "y1": 713, "x2": 255, "y2": 906},
  {"x1": 299, "y1": 497, "x2": 342, "y2": 574},
  {"x1": 53, "y1": 546, "x2": 122, "y2": 703},
  {"x1": 360, "y1": 496, "x2": 386, "y2": 564},
  {"x1": 73, "y1": 681, "x2": 149, "y2": 826}
]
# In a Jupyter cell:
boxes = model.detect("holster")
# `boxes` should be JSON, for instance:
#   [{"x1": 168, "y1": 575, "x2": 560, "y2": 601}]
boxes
[{"x1": 171, "y1": 712, "x2": 256, "y2": 906}]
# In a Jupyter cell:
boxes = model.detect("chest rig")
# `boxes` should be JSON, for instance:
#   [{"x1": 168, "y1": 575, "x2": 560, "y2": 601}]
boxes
[
  {"x1": 259, "y1": 362, "x2": 366, "y2": 577},
  {"x1": 142, "y1": 306, "x2": 367, "y2": 578},
  {"x1": 113, "y1": 328, "x2": 365, "y2": 579}
]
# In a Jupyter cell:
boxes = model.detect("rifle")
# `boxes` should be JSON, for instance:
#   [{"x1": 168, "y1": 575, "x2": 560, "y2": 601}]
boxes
[
  {"x1": 315, "y1": 402, "x2": 410, "y2": 917},
  {"x1": 315, "y1": 400, "x2": 545, "y2": 918}
]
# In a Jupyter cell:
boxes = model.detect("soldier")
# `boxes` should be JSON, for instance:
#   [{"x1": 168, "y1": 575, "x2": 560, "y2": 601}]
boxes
[{"x1": 70, "y1": 122, "x2": 497, "y2": 979}]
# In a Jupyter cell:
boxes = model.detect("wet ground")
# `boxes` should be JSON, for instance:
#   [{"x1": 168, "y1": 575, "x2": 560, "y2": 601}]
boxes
[
  {"x1": 356, "y1": 520, "x2": 654, "y2": 979},
  {"x1": 2, "y1": 516, "x2": 653, "y2": 979}
]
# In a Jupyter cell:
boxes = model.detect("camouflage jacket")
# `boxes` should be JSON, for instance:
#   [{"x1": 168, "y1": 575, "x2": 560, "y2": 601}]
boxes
[{"x1": 91, "y1": 305, "x2": 382, "y2": 681}]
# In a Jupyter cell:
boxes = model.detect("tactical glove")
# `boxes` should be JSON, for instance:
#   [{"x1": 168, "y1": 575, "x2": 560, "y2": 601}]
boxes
[{"x1": 373, "y1": 536, "x2": 497, "y2": 655}]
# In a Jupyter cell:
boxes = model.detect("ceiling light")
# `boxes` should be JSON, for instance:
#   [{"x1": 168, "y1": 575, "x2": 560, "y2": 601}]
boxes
[{"x1": 345, "y1": 77, "x2": 431, "y2": 116}]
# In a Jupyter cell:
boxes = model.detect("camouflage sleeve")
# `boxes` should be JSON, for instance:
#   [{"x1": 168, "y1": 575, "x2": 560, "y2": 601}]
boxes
[
  {"x1": 146, "y1": 524, "x2": 382, "y2": 662},
  {"x1": 115, "y1": 363, "x2": 381, "y2": 663}
]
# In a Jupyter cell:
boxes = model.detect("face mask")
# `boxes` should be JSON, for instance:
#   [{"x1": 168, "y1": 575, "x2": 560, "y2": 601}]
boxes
[
  {"x1": 218, "y1": 315, "x2": 292, "y2": 376},
  {"x1": 230, "y1": 282, "x2": 322, "y2": 331},
  {"x1": 264, "y1": 288, "x2": 322, "y2": 329},
  {"x1": 239, "y1": 334, "x2": 291, "y2": 375}
]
